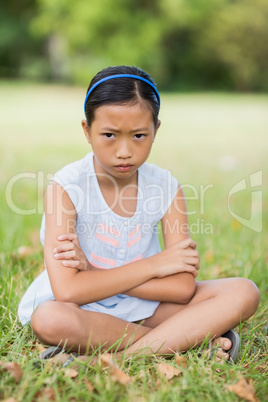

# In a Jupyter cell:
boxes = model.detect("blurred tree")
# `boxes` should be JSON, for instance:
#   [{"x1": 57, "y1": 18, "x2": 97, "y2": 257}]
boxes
[
  {"x1": 1, "y1": 0, "x2": 267, "y2": 91},
  {"x1": 157, "y1": 0, "x2": 227, "y2": 89},
  {"x1": 0, "y1": 0, "x2": 46, "y2": 79},
  {"x1": 30, "y1": 0, "x2": 165, "y2": 83},
  {"x1": 195, "y1": 0, "x2": 268, "y2": 91}
]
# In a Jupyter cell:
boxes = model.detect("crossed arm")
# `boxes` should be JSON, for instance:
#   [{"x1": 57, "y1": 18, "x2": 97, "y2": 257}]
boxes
[{"x1": 44, "y1": 182, "x2": 199, "y2": 306}]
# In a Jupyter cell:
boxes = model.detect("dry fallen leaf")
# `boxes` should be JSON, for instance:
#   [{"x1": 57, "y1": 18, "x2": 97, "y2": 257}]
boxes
[
  {"x1": 35, "y1": 387, "x2": 56, "y2": 401},
  {"x1": 2, "y1": 398, "x2": 18, "y2": 402},
  {"x1": 157, "y1": 362, "x2": 182, "y2": 380},
  {"x1": 101, "y1": 354, "x2": 132, "y2": 385},
  {"x1": 226, "y1": 377, "x2": 259, "y2": 402},
  {"x1": 175, "y1": 354, "x2": 187, "y2": 368},
  {"x1": 17, "y1": 246, "x2": 34, "y2": 258},
  {"x1": 65, "y1": 368, "x2": 79, "y2": 379},
  {"x1": 101, "y1": 353, "x2": 113, "y2": 367},
  {"x1": 0, "y1": 361, "x2": 23, "y2": 383}
]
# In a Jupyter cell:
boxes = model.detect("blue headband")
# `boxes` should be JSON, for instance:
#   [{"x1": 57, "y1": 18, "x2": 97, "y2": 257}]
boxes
[{"x1": 84, "y1": 74, "x2": 160, "y2": 114}]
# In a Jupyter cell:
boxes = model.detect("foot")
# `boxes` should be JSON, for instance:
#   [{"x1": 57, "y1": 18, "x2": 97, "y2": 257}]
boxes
[{"x1": 210, "y1": 336, "x2": 233, "y2": 364}]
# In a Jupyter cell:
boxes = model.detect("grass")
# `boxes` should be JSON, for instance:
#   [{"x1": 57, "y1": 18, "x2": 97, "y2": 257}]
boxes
[{"x1": 0, "y1": 81, "x2": 267, "y2": 401}]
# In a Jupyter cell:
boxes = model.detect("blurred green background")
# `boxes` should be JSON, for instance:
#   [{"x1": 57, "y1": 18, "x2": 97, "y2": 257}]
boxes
[
  {"x1": 1, "y1": 0, "x2": 267, "y2": 253},
  {"x1": 0, "y1": 3, "x2": 267, "y2": 399},
  {"x1": 0, "y1": 0, "x2": 267, "y2": 252},
  {"x1": 1, "y1": 0, "x2": 268, "y2": 91}
]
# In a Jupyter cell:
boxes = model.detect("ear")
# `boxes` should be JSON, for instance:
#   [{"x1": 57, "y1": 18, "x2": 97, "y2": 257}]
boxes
[
  {"x1": 153, "y1": 120, "x2": 161, "y2": 141},
  {"x1": 81, "y1": 119, "x2": 91, "y2": 144}
]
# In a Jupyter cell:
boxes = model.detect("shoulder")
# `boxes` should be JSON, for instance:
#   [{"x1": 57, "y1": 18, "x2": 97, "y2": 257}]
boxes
[
  {"x1": 46, "y1": 152, "x2": 93, "y2": 213},
  {"x1": 139, "y1": 162, "x2": 179, "y2": 218},
  {"x1": 140, "y1": 161, "x2": 178, "y2": 188},
  {"x1": 52, "y1": 152, "x2": 93, "y2": 187}
]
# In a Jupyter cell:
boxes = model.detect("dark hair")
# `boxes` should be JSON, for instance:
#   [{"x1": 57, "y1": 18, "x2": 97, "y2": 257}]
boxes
[{"x1": 85, "y1": 66, "x2": 160, "y2": 128}]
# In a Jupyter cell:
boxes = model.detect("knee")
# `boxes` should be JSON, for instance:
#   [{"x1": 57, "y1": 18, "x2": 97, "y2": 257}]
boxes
[
  {"x1": 232, "y1": 278, "x2": 260, "y2": 319},
  {"x1": 31, "y1": 301, "x2": 69, "y2": 344}
]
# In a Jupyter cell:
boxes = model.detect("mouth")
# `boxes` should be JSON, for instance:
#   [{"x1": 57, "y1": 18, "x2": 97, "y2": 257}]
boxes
[{"x1": 115, "y1": 164, "x2": 133, "y2": 172}]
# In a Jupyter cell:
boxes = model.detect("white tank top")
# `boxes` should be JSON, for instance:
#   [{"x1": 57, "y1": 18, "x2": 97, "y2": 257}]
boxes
[{"x1": 18, "y1": 153, "x2": 178, "y2": 325}]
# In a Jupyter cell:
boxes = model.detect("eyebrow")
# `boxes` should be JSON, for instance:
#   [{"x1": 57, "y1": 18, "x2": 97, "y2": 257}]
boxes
[{"x1": 101, "y1": 127, "x2": 149, "y2": 133}]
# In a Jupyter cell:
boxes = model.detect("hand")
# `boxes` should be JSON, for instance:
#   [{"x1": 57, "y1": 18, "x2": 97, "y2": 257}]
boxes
[
  {"x1": 53, "y1": 233, "x2": 90, "y2": 271},
  {"x1": 154, "y1": 237, "x2": 200, "y2": 278}
]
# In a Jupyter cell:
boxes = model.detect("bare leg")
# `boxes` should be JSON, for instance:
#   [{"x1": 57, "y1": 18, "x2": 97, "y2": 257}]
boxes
[
  {"x1": 124, "y1": 278, "x2": 259, "y2": 355},
  {"x1": 31, "y1": 277, "x2": 259, "y2": 356},
  {"x1": 31, "y1": 301, "x2": 151, "y2": 353}
]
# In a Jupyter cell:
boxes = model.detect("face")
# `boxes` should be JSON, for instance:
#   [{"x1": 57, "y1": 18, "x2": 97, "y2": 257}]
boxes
[{"x1": 82, "y1": 102, "x2": 160, "y2": 183}]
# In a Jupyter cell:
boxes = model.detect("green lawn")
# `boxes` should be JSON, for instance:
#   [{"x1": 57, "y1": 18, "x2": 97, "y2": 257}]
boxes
[{"x1": 0, "y1": 82, "x2": 267, "y2": 401}]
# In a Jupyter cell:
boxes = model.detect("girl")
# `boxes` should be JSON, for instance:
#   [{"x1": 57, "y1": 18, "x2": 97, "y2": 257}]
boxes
[{"x1": 18, "y1": 65, "x2": 259, "y2": 363}]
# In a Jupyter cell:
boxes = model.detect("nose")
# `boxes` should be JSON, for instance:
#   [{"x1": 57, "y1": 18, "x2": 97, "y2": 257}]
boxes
[{"x1": 115, "y1": 139, "x2": 132, "y2": 159}]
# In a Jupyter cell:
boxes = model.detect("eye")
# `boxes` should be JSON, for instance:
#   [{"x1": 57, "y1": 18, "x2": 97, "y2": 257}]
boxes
[
  {"x1": 103, "y1": 133, "x2": 115, "y2": 139},
  {"x1": 134, "y1": 134, "x2": 146, "y2": 139}
]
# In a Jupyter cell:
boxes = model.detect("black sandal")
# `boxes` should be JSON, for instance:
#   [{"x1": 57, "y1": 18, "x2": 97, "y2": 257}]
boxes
[
  {"x1": 38, "y1": 346, "x2": 78, "y2": 367},
  {"x1": 221, "y1": 330, "x2": 240, "y2": 363}
]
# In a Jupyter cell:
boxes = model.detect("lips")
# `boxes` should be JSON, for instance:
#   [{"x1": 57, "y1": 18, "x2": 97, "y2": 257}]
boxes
[{"x1": 115, "y1": 164, "x2": 133, "y2": 172}]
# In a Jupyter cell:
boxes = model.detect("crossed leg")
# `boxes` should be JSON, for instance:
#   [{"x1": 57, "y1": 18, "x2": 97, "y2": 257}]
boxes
[{"x1": 31, "y1": 277, "x2": 259, "y2": 357}]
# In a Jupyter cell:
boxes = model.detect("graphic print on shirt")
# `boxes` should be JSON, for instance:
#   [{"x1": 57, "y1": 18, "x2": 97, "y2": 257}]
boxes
[
  {"x1": 90, "y1": 251, "x2": 117, "y2": 268},
  {"x1": 127, "y1": 224, "x2": 141, "y2": 248},
  {"x1": 96, "y1": 222, "x2": 120, "y2": 248},
  {"x1": 89, "y1": 221, "x2": 143, "y2": 269},
  {"x1": 90, "y1": 222, "x2": 121, "y2": 269}
]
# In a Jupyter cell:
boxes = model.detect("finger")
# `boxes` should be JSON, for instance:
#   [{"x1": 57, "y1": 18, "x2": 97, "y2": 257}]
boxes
[
  {"x1": 53, "y1": 242, "x2": 74, "y2": 253},
  {"x1": 184, "y1": 258, "x2": 200, "y2": 269},
  {"x1": 178, "y1": 238, "x2": 196, "y2": 250},
  {"x1": 180, "y1": 250, "x2": 200, "y2": 267},
  {"x1": 57, "y1": 233, "x2": 78, "y2": 241},
  {"x1": 181, "y1": 249, "x2": 199, "y2": 257},
  {"x1": 185, "y1": 257, "x2": 199, "y2": 269},
  {"x1": 61, "y1": 260, "x2": 80, "y2": 268},
  {"x1": 54, "y1": 251, "x2": 76, "y2": 260},
  {"x1": 188, "y1": 242, "x2": 196, "y2": 250},
  {"x1": 62, "y1": 260, "x2": 88, "y2": 271},
  {"x1": 182, "y1": 264, "x2": 198, "y2": 277}
]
